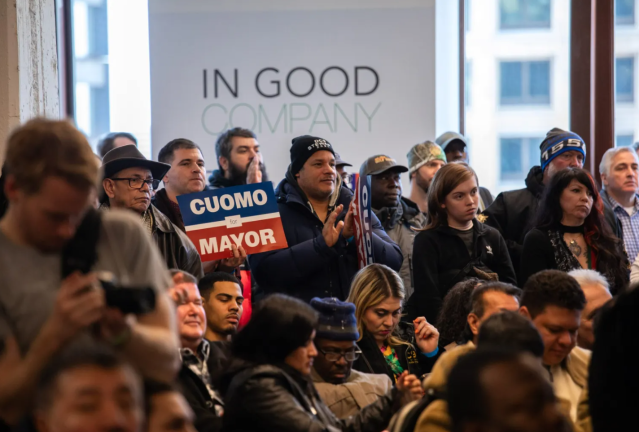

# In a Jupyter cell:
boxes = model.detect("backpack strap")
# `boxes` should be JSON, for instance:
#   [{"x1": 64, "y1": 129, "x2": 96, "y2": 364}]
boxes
[{"x1": 61, "y1": 208, "x2": 102, "y2": 278}]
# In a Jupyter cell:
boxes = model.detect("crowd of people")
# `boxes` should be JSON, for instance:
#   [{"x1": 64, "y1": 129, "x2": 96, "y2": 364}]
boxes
[{"x1": 0, "y1": 118, "x2": 637, "y2": 432}]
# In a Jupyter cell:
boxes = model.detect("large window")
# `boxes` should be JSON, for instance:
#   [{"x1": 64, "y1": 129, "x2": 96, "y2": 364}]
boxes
[
  {"x1": 500, "y1": 137, "x2": 543, "y2": 180},
  {"x1": 465, "y1": 61, "x2": 472, "y2": 106},
  {"x1": 500, "y1": 0, "x2": 552, "y2": 29},
  {"x1": 616, "y1": 56, "x2": 635, "y2": 103},
  {"x1": 617, "y1": 134, "x2": 635, "y2": 147},
  {"x1": 500, "y1": 60, "x2": 551, "y2": 105},
  {"x1": 466, "y1": 0, "x2": 569, "y2": 194},
  {"x1": 62, "y1": 0, "x2": 152, "y2": 156},
  {"x1": 616, "y1": 0, "x2": 635, "y2": 26},
  {"x1": 72, "y1": 0, "x2": 110, "y2": 143},
  {"x1": 615, "y1": 2, "x2": 639, "y2": 153}
]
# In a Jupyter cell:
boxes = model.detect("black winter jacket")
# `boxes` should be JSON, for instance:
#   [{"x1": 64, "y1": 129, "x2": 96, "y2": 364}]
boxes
[
  {"x1": 481, "y1": 166, "x2": 622, "y2": 279},
  {"x1": 247, "y1": 175, "x2": 403, "y2": 302},
  {"x1": 408, "y1": 220, "x2": 516, "y2": 323},
  {"x1": 177, "y1": 341, "x2": 229, "y2": 432},
  {"x1": 151, "y1": 205, "x2": 203, "y2": 278},
  {"x1": 221, "y1": 363, "x2": 399, "y2": 432},
  {"x1": 353, "y1": 324, "x2": 441, "y2": 382}
]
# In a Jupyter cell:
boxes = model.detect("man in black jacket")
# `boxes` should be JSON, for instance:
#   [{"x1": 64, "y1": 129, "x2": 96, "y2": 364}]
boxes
[
  {"x1": 101, "y1": 146, "x2": 203, "y2": 278},
  {"x1": 170, "y1": 271, "x2": 227, "y2": 432},
  {"x1": 363, "y1": 154, "x2": 427, "y2": 298},
  {"x1": 481, "y1": 128, "x2": 622, "y2": 279},
  {"x1": 247, "y1": 135, "x2": 403, "y2": 302}
]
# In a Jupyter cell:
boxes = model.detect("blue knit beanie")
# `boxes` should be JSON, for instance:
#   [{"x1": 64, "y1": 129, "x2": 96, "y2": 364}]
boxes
[
  {"x1": 540, "y1": 128, "x2": 586, "y2": 171},
  {"x1": 310, "y1": 297, "x2": 360, "y2": 341}
]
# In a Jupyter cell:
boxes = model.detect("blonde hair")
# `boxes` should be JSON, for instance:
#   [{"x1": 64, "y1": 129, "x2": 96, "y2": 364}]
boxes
[
  {"x1": 425, "y1": 162, "x2": 478, "y2": 229},
  {"x1": 5, "y1": 118, "x2": 99, "y2": 194},
  {"x1": 347, "y1": 264, "x2": 411, "y2": 347}
]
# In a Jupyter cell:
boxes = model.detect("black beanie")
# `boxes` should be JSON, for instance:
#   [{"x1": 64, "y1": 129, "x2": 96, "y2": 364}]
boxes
[{"x1": 290, "y1": 135, "x2": 335, "y2": 174}]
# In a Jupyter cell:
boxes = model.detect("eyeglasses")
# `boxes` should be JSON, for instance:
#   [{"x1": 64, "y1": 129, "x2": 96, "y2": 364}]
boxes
[
  {"x1": 317, "y1": 347, "x2": 362, "y2": 362},
  {"x1": 110, "y1": 177, "x2": 161, "y2": 190}
]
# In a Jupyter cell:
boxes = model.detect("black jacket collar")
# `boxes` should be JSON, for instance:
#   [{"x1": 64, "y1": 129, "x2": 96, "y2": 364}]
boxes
[
  {"x1": 525, "y1": 166, "x2": 545, "y2": 198},
  {"x1": 150, "y1": 205, "x2": 175, "y2": 234}
]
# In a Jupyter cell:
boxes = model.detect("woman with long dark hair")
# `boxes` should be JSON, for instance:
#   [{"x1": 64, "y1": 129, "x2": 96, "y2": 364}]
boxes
[
  {"x1": 219, "y1": 294, "x2": 404, "y2": 432},
  {"x1": 520, "y1": 168, "x2": 628, "y2": 292}
]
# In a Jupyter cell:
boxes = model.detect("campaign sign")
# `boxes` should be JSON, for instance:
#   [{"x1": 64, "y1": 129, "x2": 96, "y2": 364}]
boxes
[
  {"x1": 176, "y1": 182, "x2": 288, "y2": 261},
  {"x1": 350, "y1": 172, "x2": 374, "y2": 269}
]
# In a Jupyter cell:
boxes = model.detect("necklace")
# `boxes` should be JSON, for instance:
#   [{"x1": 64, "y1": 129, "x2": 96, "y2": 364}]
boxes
[{"x1": 568, "y1": 239, "x2": 582, "y2": 257}]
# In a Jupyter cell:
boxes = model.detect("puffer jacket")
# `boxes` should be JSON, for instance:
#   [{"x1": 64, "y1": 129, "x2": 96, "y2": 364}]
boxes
[
  {"x1": 374, "y1": 197, "x2": 427, "y2": 299},
  {"x1": 247, "y1": 170, "x2": 403, "y2": 302},
  {"x1": 221, "y1": 363, "x2": 400, "y2": 432},
  {"x1": 481, "y1": 166, "x2": 622, "y2": 280},
  {"x1": 151, "y1": 205, "x2": 203, "y2": 278}
]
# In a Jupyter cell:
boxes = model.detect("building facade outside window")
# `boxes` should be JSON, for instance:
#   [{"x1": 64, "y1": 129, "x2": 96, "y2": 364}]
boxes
[{"x1": 500, "y1": 0, "x2": 551, "y2": 29}]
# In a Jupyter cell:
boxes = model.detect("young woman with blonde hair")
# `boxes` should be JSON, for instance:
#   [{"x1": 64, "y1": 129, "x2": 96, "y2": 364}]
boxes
[
  {"x1": 348, "y1": 263, "x2": 441, "y2": 382},
  {"x1": 408, "y1": 163, "x2": 516, "y2": 323}
]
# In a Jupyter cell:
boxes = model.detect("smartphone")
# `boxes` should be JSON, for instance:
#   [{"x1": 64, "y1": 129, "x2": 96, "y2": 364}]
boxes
[{"x1": 100, "y1": 280, "x2": 156, "y2": 315}]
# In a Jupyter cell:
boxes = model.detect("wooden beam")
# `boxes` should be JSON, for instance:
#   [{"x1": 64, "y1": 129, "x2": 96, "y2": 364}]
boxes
[
  {"x1": 459, "y1": 0, "x2": 465, "y2": 135},
  {"x1": 593, "y1": 0, "x2": 615, "y2": 180},
  {"x1": 570, "y1": 0, "x2": 615, "y2": 180}
]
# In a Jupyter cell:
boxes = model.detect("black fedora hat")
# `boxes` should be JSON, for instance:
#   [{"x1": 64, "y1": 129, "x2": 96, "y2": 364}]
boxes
[{"x1": 101, "y1": 145, "x2": 170, "y2": 181}]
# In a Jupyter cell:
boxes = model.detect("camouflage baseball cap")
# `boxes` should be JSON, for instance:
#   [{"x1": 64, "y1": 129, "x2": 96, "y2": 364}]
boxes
[{"x1": 407, "y1": 141, "x2": 447, "y2": 174}]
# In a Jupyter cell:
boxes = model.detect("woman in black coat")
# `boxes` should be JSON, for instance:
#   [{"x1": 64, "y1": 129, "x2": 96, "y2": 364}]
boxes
[
  {"x1": 520, "y1": 168, "x2": 628, "y2": 292},
  {"x1": 409, "y1": 163, "x2": 516, "y2": 323},
  {"x1": 219, "y1": 294, "x2": 405, "y2": 432}
]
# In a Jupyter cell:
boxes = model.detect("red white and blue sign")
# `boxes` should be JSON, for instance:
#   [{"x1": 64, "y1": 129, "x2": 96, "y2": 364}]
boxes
[
  {"x1": 350, "y1": 171, "x2": 375, "y2": 269},
  {"x1": 177, "y1": 182, "x2": 288, "y2": 261}
]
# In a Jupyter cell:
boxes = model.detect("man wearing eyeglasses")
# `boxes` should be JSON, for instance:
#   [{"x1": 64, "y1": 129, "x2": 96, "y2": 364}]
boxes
[
  {"x1": 310, "y1": 297, "x2": 422, "y2": 420},
  {"x1": 101, "y1": 145, "x2": 203, "y2": 277}
]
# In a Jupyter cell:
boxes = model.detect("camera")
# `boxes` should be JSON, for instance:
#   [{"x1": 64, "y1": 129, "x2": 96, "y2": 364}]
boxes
[{"x1": 98, "y1": 272, "x2": 156, "y2": 315}]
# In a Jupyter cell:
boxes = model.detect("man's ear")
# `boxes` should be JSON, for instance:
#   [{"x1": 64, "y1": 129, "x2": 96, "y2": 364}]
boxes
[
  {"x1": 3, "y1": 174, "x2": 20, "y2": 202},
  {"x1": 218, "y1": 156, "x2": 229, "y2": 172},
  {"x1": 600, "y1": 173, "x2": 608, "y2": 188},
  {"x1": 467, "y1": 313, "x2": 481, "y2": 337},
  {"x1": 519, "y1": 306, "x2": 532, "y2": 320},
  {"x1": 102, "y1": 179, "x2": 116, "y2": 199}
]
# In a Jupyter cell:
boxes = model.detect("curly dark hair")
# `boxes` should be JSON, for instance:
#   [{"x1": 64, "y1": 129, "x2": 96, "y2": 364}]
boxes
[
  {"x1": 436, "y1": 278, "x2": 481, "y2": 347},
  {"x1": 533, "y1": 167, "x2": 628, "y2": 292},
  {"x1": 521, "y1": 270, "x2": 586, "y2": 317}
]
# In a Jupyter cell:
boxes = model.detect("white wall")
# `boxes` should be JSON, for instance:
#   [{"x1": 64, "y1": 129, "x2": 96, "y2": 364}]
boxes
[{"x1": 148, "y1": 0, "x2": 451, "y2": 192}]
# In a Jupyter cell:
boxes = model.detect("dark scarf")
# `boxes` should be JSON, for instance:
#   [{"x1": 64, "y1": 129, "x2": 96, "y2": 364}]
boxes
[{"x1": 208, "y1": 169, "x2": 237, "y2": 188}]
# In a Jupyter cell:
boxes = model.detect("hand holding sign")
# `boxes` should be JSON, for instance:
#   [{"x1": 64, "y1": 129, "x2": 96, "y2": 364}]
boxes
[
  {"x1": 218, "y1": 244, "x2": 247, "y2": 272},
  {"x1": 342, "y1": 200, "x2": 355, "y2": 239},
  {"x1": 177, "y1": 182, "x2": 288, "y2": 261},
  {"x1": 323, "y1": 204, "x2": 345, "y2": 247}
]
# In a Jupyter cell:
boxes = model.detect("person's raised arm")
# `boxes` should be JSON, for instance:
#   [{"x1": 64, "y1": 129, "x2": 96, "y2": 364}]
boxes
[
  {"x1": 0, "y1": 273, "x2": 105, "y2": 424},
  {"x1": 249, "y1": 205, "x2": 348, "y2": 288},
  {"x1": 100, "y1": 212, "x2": 181, "y2": 382}
]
